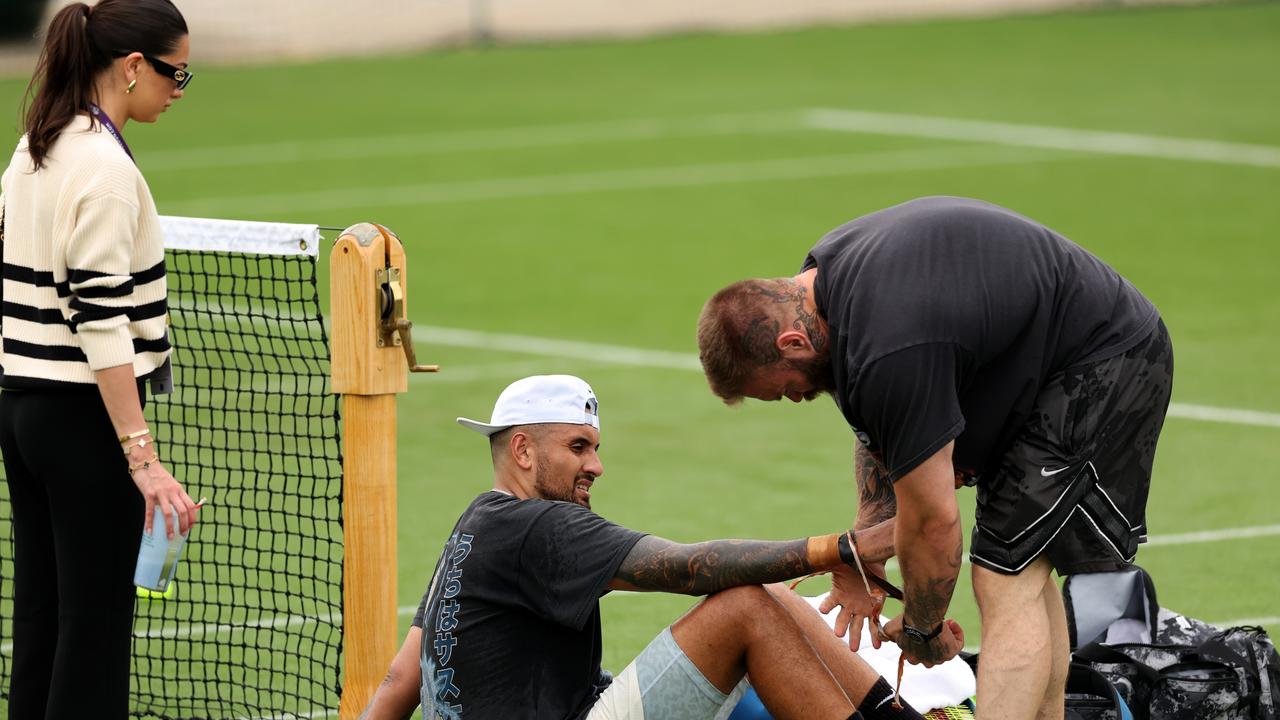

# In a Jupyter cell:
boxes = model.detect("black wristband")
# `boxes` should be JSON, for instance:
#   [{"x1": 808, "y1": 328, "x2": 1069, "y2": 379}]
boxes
[
  {"x1": 902, "y1": 621, "x2": 944, "y2": 644},
  {"x1": 837, "y1": 530, "x2": 858, "y2": 566}
]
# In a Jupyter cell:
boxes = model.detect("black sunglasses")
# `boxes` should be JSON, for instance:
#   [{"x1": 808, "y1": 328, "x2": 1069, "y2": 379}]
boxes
[
  {"x1": 113, "y1": 51, "x2": 193, "y2": 90},
  {"x1": 145, "y1": 55, "x2": 192, "y2": 90}
]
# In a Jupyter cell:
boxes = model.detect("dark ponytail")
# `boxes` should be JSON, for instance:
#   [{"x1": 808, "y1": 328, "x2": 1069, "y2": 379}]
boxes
[{"x1": 21, "y1": 0, "x2": 187, "y2": 170}]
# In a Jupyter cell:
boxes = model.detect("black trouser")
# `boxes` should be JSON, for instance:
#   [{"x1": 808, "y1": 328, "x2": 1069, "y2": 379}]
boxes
[{"x1": 0, "y1": 386, "x2": 143, "y2": 719}]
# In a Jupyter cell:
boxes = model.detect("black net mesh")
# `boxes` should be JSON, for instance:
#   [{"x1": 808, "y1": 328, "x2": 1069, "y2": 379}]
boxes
[{"x1": 0, "y1": 246, "x2": 344, "y2": 719}]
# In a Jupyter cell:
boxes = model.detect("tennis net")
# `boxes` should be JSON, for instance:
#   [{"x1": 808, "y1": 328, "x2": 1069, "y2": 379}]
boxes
[{"x1": 0, "y1": 216, "x2": 344, "y2": 719}]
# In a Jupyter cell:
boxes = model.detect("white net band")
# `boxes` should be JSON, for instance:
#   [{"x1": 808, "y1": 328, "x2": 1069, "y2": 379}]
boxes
[{"x1": 160, "y1": 215, "x2": 322, "y2": 257}]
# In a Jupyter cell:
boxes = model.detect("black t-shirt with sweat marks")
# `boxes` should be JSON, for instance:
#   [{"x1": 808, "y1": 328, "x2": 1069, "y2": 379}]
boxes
[
  {"x1": 413, "y1": 491, "x2": 646, "y2": 720},
  {"x1": 802, "y1": 196, "x2": 1158, "y2": 481}
]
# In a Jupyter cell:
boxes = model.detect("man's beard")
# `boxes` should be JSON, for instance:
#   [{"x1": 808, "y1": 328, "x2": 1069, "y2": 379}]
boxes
[
  {"x1": 534, "y1": 455, "x2": 588, "y2": 508},
  {"x1": 787, "y1": 353, "x2": 836, "y2": 398}
]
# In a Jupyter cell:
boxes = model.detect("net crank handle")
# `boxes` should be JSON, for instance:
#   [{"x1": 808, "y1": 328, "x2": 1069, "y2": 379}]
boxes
[
  {"x1": 376, "y1": 265, "x2": 439, "y2": 374},
  {"x1": 394, "y1": 319, "x2": 439, "y2": 373}
]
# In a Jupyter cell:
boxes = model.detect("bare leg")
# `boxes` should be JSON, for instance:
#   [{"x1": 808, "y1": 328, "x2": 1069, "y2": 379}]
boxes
[
  {"x1": 1037, "y1": 572, "x2": 1069, "y2": 720},
  {"x1": 973, "y1": 555, "x2": 1055, "y2": 720},
  {"x1": 671, "y1": 583, "x2": 882, "y2": 720}
]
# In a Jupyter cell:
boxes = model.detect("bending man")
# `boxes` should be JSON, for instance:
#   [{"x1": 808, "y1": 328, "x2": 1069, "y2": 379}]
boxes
[{"x1": 697, "y1": 196, "x2": 1172, "y2": 719}]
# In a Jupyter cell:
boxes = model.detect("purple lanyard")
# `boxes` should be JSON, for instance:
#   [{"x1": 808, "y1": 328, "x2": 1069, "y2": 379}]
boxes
[{"x1": 88, "y1": 103, "x2": 135, "y2": 164}]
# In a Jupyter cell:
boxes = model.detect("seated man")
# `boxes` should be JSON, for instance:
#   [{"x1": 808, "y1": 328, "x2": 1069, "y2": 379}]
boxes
[{"x1": 362, "y1": 375, "x2": 941, "y2": 720}]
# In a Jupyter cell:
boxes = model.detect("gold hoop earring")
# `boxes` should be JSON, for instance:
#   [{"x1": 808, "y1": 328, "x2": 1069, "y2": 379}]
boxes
[{"x1": 125, "y1": 79, "x2": 136, "y2": 94}]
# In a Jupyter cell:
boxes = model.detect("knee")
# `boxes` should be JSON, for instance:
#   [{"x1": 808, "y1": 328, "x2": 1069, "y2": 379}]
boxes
[
  {"x1": 707, "y1": 584, "x2": 771, "y2": 607},
  {"x1": 702, "y1": 584, "x2": 778, "y2": 623}
]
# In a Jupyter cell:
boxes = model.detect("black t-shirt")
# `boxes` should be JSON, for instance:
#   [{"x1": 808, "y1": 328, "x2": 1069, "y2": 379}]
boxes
[
  {"x1": 803, "y1": 197, "x2": 1158, "y2": 481},
  {"x1": 413, "y1": 491, "x2": 647, "y2": 720}
]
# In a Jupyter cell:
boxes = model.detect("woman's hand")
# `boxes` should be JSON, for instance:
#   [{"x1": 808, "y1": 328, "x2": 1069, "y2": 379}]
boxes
[{"x1": 127, "y1": 447, "x2": 199, "y2": 538}]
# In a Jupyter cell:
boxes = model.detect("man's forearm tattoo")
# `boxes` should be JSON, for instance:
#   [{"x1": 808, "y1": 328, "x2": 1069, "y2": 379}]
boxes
[
  {"x1": 900, "y1": 538, "x2": 963, "y2": 664},
  {"x1": 615, "y1": 535, "x2": 811, "y2": 595},
  {"x1": 855, "y1": 444, "x2": 897, "y2": 527}
]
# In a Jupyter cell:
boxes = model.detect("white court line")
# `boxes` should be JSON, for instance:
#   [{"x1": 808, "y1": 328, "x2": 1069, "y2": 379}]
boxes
[
  {"x1": 803, "y1": 108, "x2": 1280, "y2": 169},
  {"x1": 144, "y1": 112, "x2": 804, "y2": 171},
  {"x1": 135, "y1": 610, "x2": 340, "y2": 642},
  {"x1": 0, "y1": 609, "x2": 339, "y2": 653},
  {"x1": 146, "y1": 108, "x2": 1280, "y2": 173},
  {"x1": 1145, "y1": 523, "x2": 1280, "y2": 546},
  {"x1": 1221, "y1": 616, "x2": 1280, "y2": 627},
  {"x1": 873, "y1": 523, "x2": 1280, "y2": 576},
  {"x1": 413, "y1": 601, "x2": 1275, "y2": 634},
  {"x1": 241, "y1": 711, "x2": 335, "y2": 720},
  {"x1": 415, "y1": 360, "x2": 582, "y2": 385},
  {"x1": 419, "y1": 325, "x2": 699, "y2": 371},
  {"x1": 0, "y1": 520, "x2": 1258, "y2": 654},
  {"x1": 161, "y1": 144, "x2": 1060, "y2": 216},
  {"x1": 415, "y1": 325, "x2": 1280, "y2": 430},
  {"x1": 1165, "y1": 402, "x2": 1280, "y2": 429},
  {"x1": 2, "y1": 523, "x2": 1268, "y2": 673}
]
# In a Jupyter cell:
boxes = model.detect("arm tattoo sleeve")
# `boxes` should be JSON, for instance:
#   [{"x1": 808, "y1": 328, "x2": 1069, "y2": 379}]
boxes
[
  {"x1": 899, "y1": 536, "x2": 963, "y2": 664},
  {"x1": 614, "y1": 535, "x2": 812, "y2": 595},
  {"x1": 855, "y1": 443, "x2": 897, "y2": 528}
]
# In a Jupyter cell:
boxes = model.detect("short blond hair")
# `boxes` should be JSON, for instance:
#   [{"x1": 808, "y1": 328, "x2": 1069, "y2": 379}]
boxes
[{"x1": 696, "y1": 279, "x2": 791, "y2": 404}]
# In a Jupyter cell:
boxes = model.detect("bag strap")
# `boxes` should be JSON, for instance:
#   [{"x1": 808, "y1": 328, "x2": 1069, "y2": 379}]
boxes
[
  {"x1": 1064, "y1": 575, "x2": 1080, "y2": 648},
  {"x1": 1196, "y1": 634, "x2": 1263, "y2": 710},
  {"x1": 1067, "y1": 662, "x2": 1135, "y2": 720},
  {"x1": 1073, "y1": 642, "x2": 1165, "y2": 685},
  {"x1": 1196, "y1": 636, "x2": 1254, "y2": 670},
  {"x1": 1079, "y1": 634, "x2": 1264, "y2": 712},
  {"x1": 1136, "y1": 566, "x2": 1159, "y2": 639}
]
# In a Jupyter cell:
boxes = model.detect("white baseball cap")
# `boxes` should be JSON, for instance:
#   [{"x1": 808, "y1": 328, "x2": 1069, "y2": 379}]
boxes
[{"x1": 457, "y1": 375, "x2": 600, "y2": 437}]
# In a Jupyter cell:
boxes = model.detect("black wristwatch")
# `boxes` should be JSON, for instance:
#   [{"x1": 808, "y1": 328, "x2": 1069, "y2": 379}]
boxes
[{"x1": 902, "y1": 621, "x2": 944, "y2": 644}]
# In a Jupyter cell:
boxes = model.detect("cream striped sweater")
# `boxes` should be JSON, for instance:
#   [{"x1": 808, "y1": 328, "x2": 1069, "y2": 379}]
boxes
[{"x1": 0, "y1": 113, "x2": 170, "y2": 388}]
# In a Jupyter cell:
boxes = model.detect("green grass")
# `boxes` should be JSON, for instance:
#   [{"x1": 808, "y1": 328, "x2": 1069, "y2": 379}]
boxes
[{"x1": 2, "y1": 1, "x2": 1280, "y2": 716}]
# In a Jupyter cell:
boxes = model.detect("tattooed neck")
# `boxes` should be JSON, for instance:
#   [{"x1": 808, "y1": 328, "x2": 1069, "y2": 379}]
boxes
[
  {"x1": 748, "y1": 277, "x2": 828, "y2": 355},
  {"x1": 795, "y1": 300, "x2": 827, "y2": 354}
]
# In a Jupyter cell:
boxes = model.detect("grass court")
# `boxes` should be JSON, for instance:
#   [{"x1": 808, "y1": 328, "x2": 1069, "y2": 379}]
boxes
[{"x1": 0, "y1": 1, "x2": 1277, "y2": 713}]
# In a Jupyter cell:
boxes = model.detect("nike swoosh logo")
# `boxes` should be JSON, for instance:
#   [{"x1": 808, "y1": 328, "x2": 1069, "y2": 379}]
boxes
[{"x1": 1041, "y1": 465, "x2": 1072, "y2": 477}]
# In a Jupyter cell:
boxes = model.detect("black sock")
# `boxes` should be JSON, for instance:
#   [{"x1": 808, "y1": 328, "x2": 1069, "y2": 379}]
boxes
[{"x1": 857, "y1": 677, "x2": 925, "y2": 719}]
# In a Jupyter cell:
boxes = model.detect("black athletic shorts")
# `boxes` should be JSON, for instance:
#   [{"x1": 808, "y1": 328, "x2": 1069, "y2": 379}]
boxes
[{"x1": 970, "y1": 319, "x2": 1173, "y2": 576}]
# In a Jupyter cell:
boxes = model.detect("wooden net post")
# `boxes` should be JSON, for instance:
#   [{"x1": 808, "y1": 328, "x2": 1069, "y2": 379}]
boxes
[{"x1": 331, "y1": 222, "x2": 437, "y2": 718}]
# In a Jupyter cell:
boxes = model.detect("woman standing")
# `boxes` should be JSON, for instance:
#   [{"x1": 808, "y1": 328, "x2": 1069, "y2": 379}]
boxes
[{"x1": 0, "y1": 1, "x2": 199, "y2": 716}]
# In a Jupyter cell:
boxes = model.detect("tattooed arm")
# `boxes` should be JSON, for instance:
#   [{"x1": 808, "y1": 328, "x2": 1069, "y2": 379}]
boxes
[
  {"x1": 886, "y1": 440, "x2": 964, "y2": 666},
  {"x1": 854, "y1": 443, "x2": 896, "y2": 529},
  {"x1": 814, "y1": 444, "x2": 899, "y2": 650},
  {"x1": 848, "y1": 443, "x2": 900, "y2": 565},
  {"x1": 606, "y1": 532, "x2": 853, "y2": 595}
]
